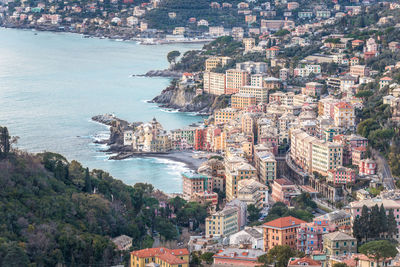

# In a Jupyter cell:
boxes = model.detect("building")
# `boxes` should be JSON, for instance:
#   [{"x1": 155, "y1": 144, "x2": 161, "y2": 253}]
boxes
[
  {"x1": 236, "y1": 61, "x2": 268, "y2": 74},
  {"x1": 225, "y1": 160, "x2": 257, "y2": 201},
  {"x1": 271, "y1": 178, "x2": 299, "y2": 205},
  {"x1": 327, "y1": 167, "x2": 356, "y2": 185},
  {"x1": 203, "y1": 71, "x2": 226, "y2": 95},
  {"x1": 297, "y1": 219, "x2": 337, "y2": 254},
  {"x1": 314, "y1": 210, "x2": 351, "y2": 228},
  {"x1": 311, "y1": 139, "x2": 343, "y2": 176},
  {"x1": 229, "y1": 227, "x2": 264, "y2": 250},
  {"x1": 239, "y1": 85, "x2": 268, "y2": 104},
  {"x1": 214, "y1": 108, "x2": 238, "y2": 124},
  {"x1": 182, "y1": 172, "x2": 212, "y2": 200},
  {"x1": 350, "y1": 65, "x2": 369, "y2": 77},
  {"x1": 266, "y1": 47, "x2": 280, "y2": 59},
  {"x1": 237, "y1": 178, "x2": 268, "y2": 209},
  {"x1": 302, "y1": 82, "x2": 323, "y2": 97},
  {"x1": 288, "y1": 257, "x2": 322, "y2": 267},
  {"x1": 380, "y1": 77, "x2": 393, "y2": 89},
  {"x1": 333, "y1": 102, "x2": 355, "y2": 129},
  {"x1": 205, "y1": 206, "x2": 239, "y2": 237},
  {"x1": 213, "y1": 248, "x2": 266, "y2": 266},
  {"x1": 232, "y1": 93, "x2": 257, "y2": 110},
  {"x1": 323, "y1": 231, "x2": 356, "y2": 257},
  {"x1": 263, "y1": 216, "x2": 306, "y2": 251},
  {"x1": 254, "y1": 151, "x2": 277, "y2": 184},
  {"x1": 359, "y1": 158, "x2": 376, "y2": 176},
  {"x1": 226, "y1": 69, "x2": 250, "y2": 95},
  {"x1": 243, "y1": 38, "x2": 256, "y2": 52},
  {"x1": 205, "y1": 56, "x2": 231, "y2": 71},
  {"x1": 130, "y1": 247, "x2": 189, "y2": 267},
  {"x1": 226, "y1": 199, "x2": 248, "y2": 230},
  {"x1": 264, "y1": 77, "x2": 282, "y2": 90}
]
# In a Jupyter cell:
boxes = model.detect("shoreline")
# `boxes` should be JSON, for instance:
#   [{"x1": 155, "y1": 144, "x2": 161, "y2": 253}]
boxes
[{"x1": 0, "y1": 25, "x2": 213, "y2": 45}]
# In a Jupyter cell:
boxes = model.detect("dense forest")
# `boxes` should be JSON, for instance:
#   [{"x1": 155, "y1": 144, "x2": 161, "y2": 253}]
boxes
[{"x1": 0, "y1": 126, "x2": 208, "y2": 266}]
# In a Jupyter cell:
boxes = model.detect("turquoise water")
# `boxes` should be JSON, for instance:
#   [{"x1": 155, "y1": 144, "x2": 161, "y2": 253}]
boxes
[{"x1": 0, "y1": 28, "x2": 203, "y2": 193}]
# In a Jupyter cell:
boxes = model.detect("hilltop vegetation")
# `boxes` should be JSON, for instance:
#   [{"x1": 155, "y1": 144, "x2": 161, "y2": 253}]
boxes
[{"x1": 0, "y1": 126, "x2": 207, "y2": 266}]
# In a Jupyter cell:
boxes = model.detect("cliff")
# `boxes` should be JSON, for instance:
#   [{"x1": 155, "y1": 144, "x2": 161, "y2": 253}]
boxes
[{"x1": 152, "y1": 83, "x2": 230, "y2": 114}]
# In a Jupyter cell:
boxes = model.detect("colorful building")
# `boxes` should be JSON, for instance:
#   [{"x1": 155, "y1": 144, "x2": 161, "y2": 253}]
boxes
[
  {"x1": 323, "y1": 231, "x2": 356, "y2": 257},
  {"x1": 263, "y1": 216, "x2": 306, "y2": 251},
  {"x1": 206, "y1": 206, "x2": 239, "y2": 237},
  {"x1": 213, "y1": 248, "x2": 266, "y2": 266},
  {"x1": 327, "y1": 167, "x2": 356, "y2": 185},
  {"x1": 130, "y1": 247, "x2": 189, "y2": 267},
  {"x1": 226, "y1": 69, "x2": 250, "y2": 95},
  {"x1": 232, "y1": 93, "x2": 257, "y2": 110},
  {"x1": 271, "y1": 178, "x2": 299, "y2": 205}
]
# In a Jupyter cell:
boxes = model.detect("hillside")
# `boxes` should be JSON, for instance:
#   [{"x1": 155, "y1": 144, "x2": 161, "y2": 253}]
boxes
[{"x1": 0, "y1": 126, "x2": 207, "y2": 266}]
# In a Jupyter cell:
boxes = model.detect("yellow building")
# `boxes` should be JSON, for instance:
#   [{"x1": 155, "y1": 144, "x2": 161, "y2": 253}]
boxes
[
  {"x1": 239, "y1": 85, "x2": 268, "y2": 104},
  {"x1": 225, "y1": 69, "x2": 250, "y2": 95},
  {"x1": 203, "y1": 71, "x2": 226, "y2": 96},
  {"x1": 333, "y1": 102, "x2": 355, "y2": 128},
  {"x1": 205, "y1": 206, "x2": 239, "y2": 237},
  {"x1": 225, "y1": 159, "x2": 257, "y2": 201},
  {"x1": 243, "y1": 37, "x2": 256, "y2": 52},
  {"x1": 241, "y1": 113, "x2": 255, "y2": 135},
  {"x1": 205, "y1": 56, "x2": 232, "y2": 71},
  {"x1": 214, "y1": 108, "x2": 238, "y2": 125},
  {"x1": 232, "y1": 93, "x2": 256, "y2": 110},
  {"x1": 130, "y1": 247, "x2": 189, "y2": 267},
  {"x1": 254, "y1": 151, "x2": 277, "y2": 184}
]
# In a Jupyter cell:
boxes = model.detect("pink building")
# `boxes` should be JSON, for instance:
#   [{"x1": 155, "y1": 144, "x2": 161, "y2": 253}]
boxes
[
  {"x1": 359, "y1": 159, "x2": 376, "y2": 176},
  {"x1": 182, "y1": 172, "x2": 213, "y2": 200},
  {"x1": 297, "y1": 220, "x2": 337, "y2": 254},
  {"x1": 352, "y1": 146, "x2": 366, "y2": 166},
  {"x1": 213, "y1": 248, "x2": 266, "y2": 266},
  {"x1": 327, "y1": 167, "x2": 356, "y2": 185},
  {"x1": 302, "y1": 82, "x2": 323, "y2": 97},
  {"x1": 271, "y1": 178, "x2": 299, "y2": 205}
]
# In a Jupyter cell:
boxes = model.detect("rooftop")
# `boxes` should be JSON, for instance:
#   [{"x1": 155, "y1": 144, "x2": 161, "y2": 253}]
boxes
[
  {"x1": 213, "y1": 248, "x2": 265, "y2": 260},
  {"x1": 323, "y1": 231, "x2": 356, "y2": 241},
  {"x1": 131, "y1": 248, "x2": 189, "y2": 265},
  {"x1": 263, "y1": 216, "x2": 306, "y2": 229}
]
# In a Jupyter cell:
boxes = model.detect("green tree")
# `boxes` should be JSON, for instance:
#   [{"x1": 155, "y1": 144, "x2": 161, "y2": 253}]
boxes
[
  {"x1": 353, "y1": 216, "x2": 363, "y2": 243},
  {"x1": 387, "y1": 209, "x2": 398, "y2": 237},
  {"x1": 333, "y1": 263, "x2": 348, "y2": 267},
  {"x1": 369, "y1": 204, "x2": 380, "y2": 238},
  {"x1": 359, "y1": 240, "x2": 397, "y2": 267},
  {"x1": 359, "y1": 205, "x2": 370, "y2": 241},
  {"x1": 264, "y1": 245, "x2": 304, "y2": 267},
  {"x1": 379, "y1": 204, "x2": 388, "y2": 234},
  {"x1": 200, "y1": 252, "x2": 214, "y2": 264},
  {"x1": 84, "y1": 167, "x2": 92, "y2": 193},
  {"x1": 167, "y1": 50, "x2": 181, "y2": 64},
  {"x1": 0, "y1": 126, "x2": 11, "y2": 157},
  {"x1": 2, "y1": 244, "x2": 30, "y2": 267},
  {"x1": 248, "y1": 204, "x2": 261, "y2": 223}
]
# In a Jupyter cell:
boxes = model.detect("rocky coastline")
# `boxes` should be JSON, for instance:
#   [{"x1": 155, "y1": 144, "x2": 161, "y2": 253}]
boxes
[{"x1": 133, "y1": 69, "x2": 183, "y2": 78}]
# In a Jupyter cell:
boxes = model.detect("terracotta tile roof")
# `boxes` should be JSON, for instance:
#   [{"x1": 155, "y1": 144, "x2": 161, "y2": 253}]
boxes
[
  {"x1": 131, "y1": 247, "x2": 189, "y2": 265},
  {"x1": 289, "y1": 257, "x2": 322, "y2": 266},
  {"x1": 335, "y1": 102, "x2": 352, "y2": 109},
  {"x1": 263, "y1": 216, "x2": 306, "y2": 229}
]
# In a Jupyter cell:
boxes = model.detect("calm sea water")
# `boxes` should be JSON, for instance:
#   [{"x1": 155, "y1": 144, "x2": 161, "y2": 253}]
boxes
[{"x1": 0, "y1": 28, "x2": 203, "y2": 193}]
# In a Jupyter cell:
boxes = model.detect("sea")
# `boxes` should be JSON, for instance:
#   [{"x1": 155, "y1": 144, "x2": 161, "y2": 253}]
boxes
[{"x1": 0, "y1": 28, "x2": 204, "y2": 193}]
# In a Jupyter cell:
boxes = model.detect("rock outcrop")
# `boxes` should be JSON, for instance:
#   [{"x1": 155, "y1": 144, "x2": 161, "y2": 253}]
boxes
[{"x1": 152, "y1": 83, "x2": 229, "y2": 114}]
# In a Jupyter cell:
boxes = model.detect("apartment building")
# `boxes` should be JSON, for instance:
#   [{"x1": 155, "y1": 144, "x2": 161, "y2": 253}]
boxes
[
  {"x1": 236, "y1": 61, "x2": 268, "y2": 74},
  {"x1": 333, "y1": 102, "x2": 355, "y2": 128},
  {"x1": 240, "y1": 85, "x2": 268, "y2": 104},
  {"x1": 205, "y1": 206, "x2": 239, "y2": 237},
  {"x1": 271, "y1": 178, "x2": 299, "y2": 205},
  {"x1": 263, "y1": 216, "x2": 306, "y2": 251},
  {"x1": 311, "y1": 139, "x2": 343, "y2": 176},
  {"x1": 243, "y1": 37, "x2": 256, "y2": 52},
  {"x1": 203, "y1": 71, "x2": 226, "y2": 95},
  {"x1": 323, "y1": 231, "x2": 356, "y2": 257},
  {"x1": 327, "y1": 167, "x2": 356, "y2": 185},
  {"x1": 254, "y1": 151, "x2": 277, "y2": 184},
  {"x1": 130, "y1": 248, "x2": 189, "y2": 267},
  {"x1": 205, "y1": 56, "x2": 231, "y2": 71},
  {"x1": 226, "y1": 69, "x2": 250, "y2": 95},
  {"x1": 350, "y1": 65, "x2": 369, "y2": 77},
  {"x1": 302, "y1": 82, "x2": 323, "y2": 97},
  {"x1": 182, "y1": 172, "x2": 213, "y2": 200},
  {"x1": 225, "y1": 160, "x2": 257, "y2": 201},
  {"x1": 214, "y1": 108, "x2": 238, "y2": 124},
  {"x1": 232, "y1": 93, "x2": 257, "y2": 110},
  {"x1": 237, "y1": 178, "x2": 268, "y2": 209}
]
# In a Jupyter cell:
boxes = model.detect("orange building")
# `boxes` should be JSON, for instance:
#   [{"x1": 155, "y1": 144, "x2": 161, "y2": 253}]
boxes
[
  {"x1": 263, "y1": 216, "x2": 306, "y2": 252},
  {"x1": 130, "y1": 247, "x2": 189, "y2": 267},
  {"x1": 225, "y1": 69, "x2": 250, "y2": 95},
  {"x1": 231, "y1": 93, "x2": 257, "y2": 109}
]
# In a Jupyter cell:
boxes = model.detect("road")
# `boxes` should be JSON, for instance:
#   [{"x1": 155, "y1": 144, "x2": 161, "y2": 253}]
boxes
[{"x1": 372, "y1": 149, "x2": 395, "y2": 190}]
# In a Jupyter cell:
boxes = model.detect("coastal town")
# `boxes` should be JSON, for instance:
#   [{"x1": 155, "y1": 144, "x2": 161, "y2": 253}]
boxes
[
  {"x1": 1, "y1": 0, "x2": 400, "y2": 265},
  {"x1": 100, "y1": 0, "x2": 400, "y2": 266}
]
